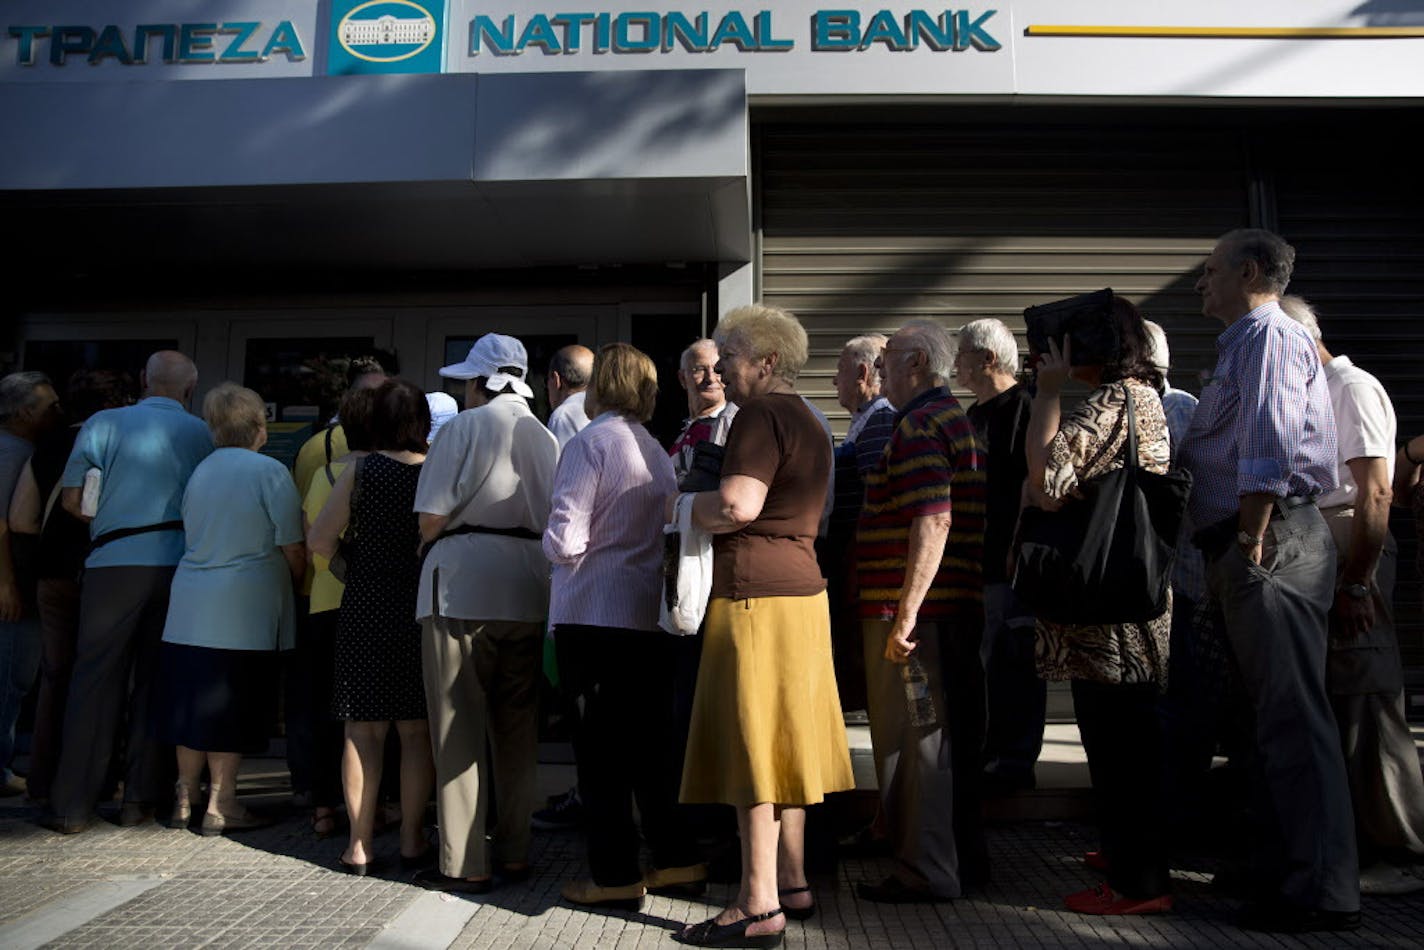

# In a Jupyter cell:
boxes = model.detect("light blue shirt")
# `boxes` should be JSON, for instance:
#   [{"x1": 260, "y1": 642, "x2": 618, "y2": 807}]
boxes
[
  {"x1": 62, "y1": 397, "x2": 213, "y2": 569},
  {"x1": 163, "y1": 449, "x2": 304, "y2": 652}
]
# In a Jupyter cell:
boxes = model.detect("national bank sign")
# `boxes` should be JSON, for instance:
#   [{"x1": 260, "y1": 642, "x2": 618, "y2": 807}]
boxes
[{"x1": 466, "y1": 9, "x2": 1001, "y2": 55}]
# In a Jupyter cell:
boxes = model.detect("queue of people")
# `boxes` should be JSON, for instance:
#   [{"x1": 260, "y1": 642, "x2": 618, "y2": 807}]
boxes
[{"x1": 2, "y1": 225, "x2": 1422, "y2": 944}]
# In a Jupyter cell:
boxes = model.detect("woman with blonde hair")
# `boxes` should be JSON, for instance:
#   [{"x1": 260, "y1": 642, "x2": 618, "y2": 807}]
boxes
[
  {"x1": 674, "y1": 306, "x2": 854, "y2": 947},
  {"x1": 156, "y1": 382, "x2": 305, "y2": 834},
  {"x1": 547, "y1": 343, "x2": 704, "y2": 909}
]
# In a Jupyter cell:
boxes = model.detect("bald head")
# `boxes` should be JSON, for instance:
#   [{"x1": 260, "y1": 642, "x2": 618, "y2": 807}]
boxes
[
  {"x1": 548, "y1": 344, "x2": 595, "y2": 408},
  {"x1": 143, "y1": 350, "x2": 198, "y2": 402}
]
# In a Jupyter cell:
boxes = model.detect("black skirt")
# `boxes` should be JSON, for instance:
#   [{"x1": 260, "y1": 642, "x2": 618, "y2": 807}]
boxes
[{"x1": 155, "y1": 641, "x2": 278, "y2": 754}]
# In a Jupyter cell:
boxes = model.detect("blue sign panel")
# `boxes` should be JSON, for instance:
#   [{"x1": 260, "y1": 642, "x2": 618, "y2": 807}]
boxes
[{"x1": 329, "y1": 0, "x2": 444, "y2": 74}]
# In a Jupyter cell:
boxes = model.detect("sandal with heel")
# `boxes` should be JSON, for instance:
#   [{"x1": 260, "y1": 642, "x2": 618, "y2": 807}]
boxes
[
  {"x1": 675, "y1": 907, "x2": 785, "y2": 948},
  {"x1": 778, "y1": 886, "x2": 815, "y2": 921}
]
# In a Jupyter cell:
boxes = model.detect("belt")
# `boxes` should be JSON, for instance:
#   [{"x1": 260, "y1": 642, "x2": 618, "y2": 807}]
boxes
[
  {"x1": 1273, "y1": 495, "x2": 1315, "y2": 517},
  {"x1": 1192, "y1": 495, "x2": 1315, "y2": 558}
]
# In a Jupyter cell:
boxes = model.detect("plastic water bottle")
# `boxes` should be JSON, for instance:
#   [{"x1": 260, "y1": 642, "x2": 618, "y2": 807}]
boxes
[{"x1": 902, "y1": 655, "x2": 936, "y2": 727}]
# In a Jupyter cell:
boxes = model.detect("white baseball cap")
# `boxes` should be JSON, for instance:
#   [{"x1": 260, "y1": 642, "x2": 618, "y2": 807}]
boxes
[
  {"x1": 425, "y1": 391, "x2": 459, "y2": 442},
  {"x1": 438, "y1": 333, "x2": 534, "y2": 398}
]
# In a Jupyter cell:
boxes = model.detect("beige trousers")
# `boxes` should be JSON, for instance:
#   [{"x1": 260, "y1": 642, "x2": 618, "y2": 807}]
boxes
[{"x1": 420, "y1": 617, "x2": 542, "y2": 878}]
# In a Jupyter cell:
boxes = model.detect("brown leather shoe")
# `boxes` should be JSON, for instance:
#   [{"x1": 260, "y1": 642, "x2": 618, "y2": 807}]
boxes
[
  {"x1": 561, "y1": 878, "x2": 645, "y2": 911},
  {"x1": 644, "y1": 863, "x2": 708, "y2": 896}
]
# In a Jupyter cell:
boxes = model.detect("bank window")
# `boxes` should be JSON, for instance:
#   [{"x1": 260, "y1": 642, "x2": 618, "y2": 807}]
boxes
[
  {"x1": 244, "y1": 337, "x2": 386, "y2": 424},
  {"x1": 23, "y1": 339, "x2": 177, "y2": 396}
]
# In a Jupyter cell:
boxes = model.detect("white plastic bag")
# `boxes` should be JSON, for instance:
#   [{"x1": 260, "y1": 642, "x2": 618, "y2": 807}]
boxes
[{"x1": 659, "y1": 493, "x2": 712, "y2": 636}]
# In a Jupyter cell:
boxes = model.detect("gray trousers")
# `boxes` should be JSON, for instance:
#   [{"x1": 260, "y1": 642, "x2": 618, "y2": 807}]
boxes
[
  {"x1": 50, "y1": 566, "x2": 176, "y2": 821},
  {"x1": 420, "y1": 616, "x2": 541, "y2": 878},
  {"x1": 1321, "y1": 507, "x2": 1424, "y2": 863},
  {"x1": 1205, "y1": 502, "x2": 1359, "y2": 912},
  {"x1": 863, "y1": 619, "x2": 986, "y2": 898}
]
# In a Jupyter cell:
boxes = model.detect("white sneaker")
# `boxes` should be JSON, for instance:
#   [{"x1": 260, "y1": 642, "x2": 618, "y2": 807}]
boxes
[{"x1": 1359, "y1": 864, "x2": 1424, "y2": 896}]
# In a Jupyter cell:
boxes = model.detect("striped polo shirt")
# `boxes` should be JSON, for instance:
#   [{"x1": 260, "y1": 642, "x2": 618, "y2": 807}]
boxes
[{"x1": 857, "y1": 386, "x2": 986, "y2": 622}]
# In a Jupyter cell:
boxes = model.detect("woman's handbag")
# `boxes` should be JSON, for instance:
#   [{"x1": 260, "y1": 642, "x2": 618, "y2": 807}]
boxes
[
  {"x1": 326, "y1": 456, "x2": 366, "y2": 584},
  {"x1": 659, "y1": 493, "x2": 713, "y2": 636},
  {"x1": 1012, "y1": 384, "x2": 1192, "y2": 626}
]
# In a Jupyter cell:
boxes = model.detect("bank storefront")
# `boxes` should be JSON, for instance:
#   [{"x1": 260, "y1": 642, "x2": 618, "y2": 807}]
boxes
[{"x1": 3, "y1": 2, "x2": 1422, "y2": 655}]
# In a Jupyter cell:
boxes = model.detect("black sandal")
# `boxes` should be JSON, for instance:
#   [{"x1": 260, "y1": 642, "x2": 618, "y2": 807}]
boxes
[
  {"x1": 778, "y1": 886, "x2": 816, "y2": 921},
  {"x1": 675, "y1": 908, "x2": 784, "y2": 948}
]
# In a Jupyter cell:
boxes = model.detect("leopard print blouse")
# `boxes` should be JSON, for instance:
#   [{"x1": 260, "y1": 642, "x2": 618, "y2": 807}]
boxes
[{"x1": 1034, "y1": 379, "x2": 1172, "y2": 688}]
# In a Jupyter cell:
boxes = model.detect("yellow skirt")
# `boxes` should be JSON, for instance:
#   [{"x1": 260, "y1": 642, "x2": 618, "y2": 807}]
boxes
[{"x1": 680, "y1": 592, "x2": 855, "y2": 807}]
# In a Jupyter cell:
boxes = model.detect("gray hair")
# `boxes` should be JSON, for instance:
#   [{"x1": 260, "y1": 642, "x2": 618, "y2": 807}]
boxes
[
  {"x1": 898, "y1": 318, "x2": 956, "y2": 383},
  {"x1": 957, "y1": 319, "x2": 1019, "y2": 376},
  {"x1": 1278, "y1": 295, "x2": 1322, "y2": 342},
  {"x1": 1141, "y1": 320, "x2": 1171, "y2": 373},
  {"x1": 0, "y1": 371, "x2": 53, "y2": 425},
  {"x1": 841, "y1": 334, "x2": 887, "y2": 387},
  {"x1": 1219, "y1": 228, "x2": 1296, "y2": 295},
  {"x1": 716, "y1": 304, "x2": 810, "y2": 382},
  {"x1": 680, "y1": 338, "x2": 718, "y2": 373}
]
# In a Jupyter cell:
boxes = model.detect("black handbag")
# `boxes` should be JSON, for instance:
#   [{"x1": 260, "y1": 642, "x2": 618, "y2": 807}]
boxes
[
  {"x1": 327, "y1": 456, "x2": 366, "y2": 584},
  {"x1": 1011, "y1": 384, "x2": 1192, "y2": 626}
]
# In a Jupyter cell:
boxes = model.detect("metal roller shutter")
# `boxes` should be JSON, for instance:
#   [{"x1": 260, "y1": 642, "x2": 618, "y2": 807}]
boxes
[
  {"x1": 758, "y1": 120, "x2": 1247, "y2": 431},
  {"x1": 1273, "y1": 132, "x2": 1424, "y2": 665}
]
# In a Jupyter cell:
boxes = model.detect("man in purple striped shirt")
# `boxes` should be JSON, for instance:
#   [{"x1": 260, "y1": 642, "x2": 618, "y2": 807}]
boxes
[{"x1": 1178, "y1": 229, "x2": 1358, "y2": 934}]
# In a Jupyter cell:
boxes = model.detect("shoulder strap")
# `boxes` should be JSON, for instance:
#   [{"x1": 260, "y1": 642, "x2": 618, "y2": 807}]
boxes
[
  {"x1": 40, "y1": 477, "x2": 64, "y2": 533},
  {"x1": 324, "y1": 425, "x2": 335, "y2": 464},
  {"x1": 323, "y1": 463, "x2": 337, "y2": 487},
  {"x1": 1123, "y1": 382, "x2": 1139, "y2": 471}
]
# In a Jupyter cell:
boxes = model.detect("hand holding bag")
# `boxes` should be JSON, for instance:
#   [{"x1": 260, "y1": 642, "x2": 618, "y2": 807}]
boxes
[
  {"x1": 1012, "y1": 384, "x2": 1192, "y2": 626},
  {"x1": 659, "y1": 492, "x2": 713, "y2": 636}
]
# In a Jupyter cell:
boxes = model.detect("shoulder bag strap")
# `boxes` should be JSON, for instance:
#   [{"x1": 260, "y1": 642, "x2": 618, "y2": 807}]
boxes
[
  {"x1": 40, "y1": 476, "x2": 64, "y2": 533},
  {"x1": 1122, "y1": 382, "x2": 1139, "y2": 471},
  {"x1": 324, "y1": 425, "x2": 335, "y2": 464}
]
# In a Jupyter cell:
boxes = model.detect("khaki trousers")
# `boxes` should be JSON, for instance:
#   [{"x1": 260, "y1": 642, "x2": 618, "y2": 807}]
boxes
[{"x1": 420, "y1": 617, "x2": 541, "y2": 878}]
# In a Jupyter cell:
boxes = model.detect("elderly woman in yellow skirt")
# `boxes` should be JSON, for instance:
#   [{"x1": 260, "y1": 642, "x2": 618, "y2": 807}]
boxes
[{"x1": 672, "y1": 305, "x2": 854, "y2": 948}]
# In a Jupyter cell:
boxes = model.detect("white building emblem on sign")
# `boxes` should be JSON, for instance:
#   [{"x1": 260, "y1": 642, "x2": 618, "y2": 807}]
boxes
[{"x1": 338, "y1": 1, "x2": 437, "y2": 62}]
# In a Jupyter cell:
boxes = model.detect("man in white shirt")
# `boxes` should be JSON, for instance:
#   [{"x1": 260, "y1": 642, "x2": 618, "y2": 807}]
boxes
[
  {"x1": 546, "y1": 345, "x2": 593, "y2": 449},
  {"x1": 1281, "y1": 296, "x2": 1424, "y2": 897},
  {"x1": 413, "y1": 334, "x2": 559, "y2": 893},
  {"x1": 668, "y1": 339, "x2": 738, "y2": 488}
]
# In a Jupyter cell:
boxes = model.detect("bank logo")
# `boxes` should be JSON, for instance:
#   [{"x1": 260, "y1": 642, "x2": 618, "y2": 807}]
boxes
[
  {"x1": 329, "y1": 0, "x2": 442, "y2": 73},
  {"x1": 338, "y1": 0, "x2": 436, "y2": 62}
]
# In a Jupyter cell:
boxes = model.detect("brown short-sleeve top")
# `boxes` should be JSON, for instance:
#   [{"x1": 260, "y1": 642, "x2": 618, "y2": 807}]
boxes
[{"x1": 710, "y1": 392, "x2": 831, "y2": 600}]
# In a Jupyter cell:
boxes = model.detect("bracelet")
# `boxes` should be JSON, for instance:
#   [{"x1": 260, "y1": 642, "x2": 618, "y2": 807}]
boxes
[{"x1": 1405, "y1": 439, "x2": 1424, "y2": 467}]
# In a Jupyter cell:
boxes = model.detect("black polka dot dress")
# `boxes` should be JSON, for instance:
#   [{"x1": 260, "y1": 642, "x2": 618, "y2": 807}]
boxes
[{"x1": 331, "y1": 452, "x2": 428, "y2": 722}]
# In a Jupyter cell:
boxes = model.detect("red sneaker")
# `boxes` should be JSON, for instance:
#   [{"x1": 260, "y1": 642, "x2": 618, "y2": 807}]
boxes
[
  {"x1": 1083, "y1": 850, "x2": 1110, "y2": 872},
  {"x1": 1065, "y1": 883, "x2": 1173, "y2": 915}
]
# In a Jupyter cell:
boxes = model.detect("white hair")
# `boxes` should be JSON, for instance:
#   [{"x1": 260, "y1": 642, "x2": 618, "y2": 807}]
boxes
[
  {"x1": 957, "y1": 319, "x2": 1019, "y2": 376},
  {"x1": 841, "y1": 334, "x2": 887, "y2": 386},
  {"x1": 1278, "y1": 295, "x2": 1322, "y2": 342},
  {"x1": 898, "y1": 318, "x2": 956, "y2": 383},
  {"x1": 1141, "y1": 320, "x2": 1171, "y2": 374}
]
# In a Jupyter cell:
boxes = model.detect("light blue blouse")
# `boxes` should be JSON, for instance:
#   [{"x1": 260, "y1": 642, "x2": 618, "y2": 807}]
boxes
[{"x1": 162, "y1": 448, "x2": 304, "y2": 652}]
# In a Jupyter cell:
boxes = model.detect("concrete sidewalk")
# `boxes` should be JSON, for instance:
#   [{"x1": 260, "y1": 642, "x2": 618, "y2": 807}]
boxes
[{"x1": 3, "y1": 734, "x2": 1422, "y2": 949}]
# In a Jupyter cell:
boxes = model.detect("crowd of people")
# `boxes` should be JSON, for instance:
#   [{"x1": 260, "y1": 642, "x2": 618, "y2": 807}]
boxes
[{"x1": 1, "y1": 227, "x2": 1422, "y2": 943}]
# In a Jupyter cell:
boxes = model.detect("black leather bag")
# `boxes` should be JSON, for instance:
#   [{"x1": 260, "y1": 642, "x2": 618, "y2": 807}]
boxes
[
  {"x1": 1012, "y1": 385, "x2": 1192, "y2": 626},
  {"x1": 327, "y1": 456, "x2": 366, "y2": 584}
]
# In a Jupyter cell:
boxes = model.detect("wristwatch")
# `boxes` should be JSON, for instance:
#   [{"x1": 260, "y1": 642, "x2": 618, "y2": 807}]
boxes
[
  {"x1": 1341, "y1": 583, "x2": 1370, "y2": 600},
  {"x1": 1236, "y1": 531, "x2": 1264, "y2": 548}
]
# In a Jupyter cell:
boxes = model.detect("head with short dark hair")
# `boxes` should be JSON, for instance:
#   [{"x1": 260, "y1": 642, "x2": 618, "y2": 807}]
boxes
[
  {"x1": 203, "y1": 382, "x2": 268, "y2": 449},
  {"x1": 368, "y1": 378, "x2": 430, "y2": 453},
  {"x1": 338, "y1": 386, "x2": 378, "y2": 452},
  {"x1": 587, "y1": 343, "x2": 659, "y2": 423},
  {"x1": 1102, "y1": 296, "x2": 1164, "y2": 390},
  {"x1": 1219, "y1": 228, "x2": 1296, "y2": 295},
  {"x1": 549, "y1": 345, "x2": 594, "y2": 391},
  {"x1": 65, "y1": 369, "x2": 134, "y2": 422}
]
